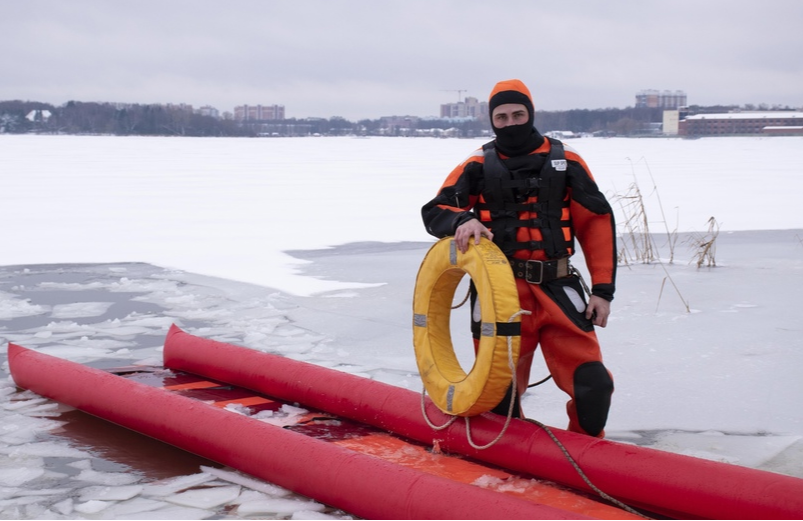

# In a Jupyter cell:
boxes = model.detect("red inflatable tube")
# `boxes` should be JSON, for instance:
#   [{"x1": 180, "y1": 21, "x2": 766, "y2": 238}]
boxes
[
  {"x1": 6, "y1": 342, "x2": 585, "y2": 520},
  {"x1": 163, "y1": 324, "x2": 803, "y2": 520}
]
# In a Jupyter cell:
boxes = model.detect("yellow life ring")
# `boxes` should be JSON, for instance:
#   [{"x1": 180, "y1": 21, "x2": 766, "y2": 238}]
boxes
[{"x1": 413, "y1": 237, "x2": 522, "y2": 417}]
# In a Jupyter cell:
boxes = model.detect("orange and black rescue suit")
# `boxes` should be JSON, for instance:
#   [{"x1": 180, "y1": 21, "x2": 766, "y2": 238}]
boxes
[{"x1": 421, "y1": 137, "x2": 616, "y2": 437}]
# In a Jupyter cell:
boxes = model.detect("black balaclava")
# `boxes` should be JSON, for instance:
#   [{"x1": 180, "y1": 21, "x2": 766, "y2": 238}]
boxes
[{"x1": 488, "y1": 79, "x2": 542, "y2": 156}]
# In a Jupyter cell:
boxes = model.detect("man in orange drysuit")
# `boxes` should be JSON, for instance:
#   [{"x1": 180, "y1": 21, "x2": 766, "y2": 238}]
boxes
[{"x1": 421, "y1": 79, "x2": 616, "y2": 437}]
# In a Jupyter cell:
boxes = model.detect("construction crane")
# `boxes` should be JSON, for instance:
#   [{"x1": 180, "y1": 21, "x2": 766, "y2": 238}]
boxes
[{"x1": 441, "y1": 89, "x2": 468, "y2": 102}]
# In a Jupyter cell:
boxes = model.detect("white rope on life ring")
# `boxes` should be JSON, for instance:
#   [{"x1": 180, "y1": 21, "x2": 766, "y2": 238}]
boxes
[{"x1": 413, "y1": 237, "x2": 524, "y2": 417}]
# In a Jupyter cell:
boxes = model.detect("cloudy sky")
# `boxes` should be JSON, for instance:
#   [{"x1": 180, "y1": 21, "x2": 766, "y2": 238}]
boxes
[{"x1": 2, "y1": 0, "x2": 802, "y2": 120}]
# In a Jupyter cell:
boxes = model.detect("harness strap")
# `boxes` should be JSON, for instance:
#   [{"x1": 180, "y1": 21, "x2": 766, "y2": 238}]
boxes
[
  {"x1": 476, "y1": 201, "x2": 543, "y2": 213},
  {"x1": 480, "y1": 142, "x2": 515, "y2": 210},
  {"x1": 508, "y1": 240, "x2": 545, "y2": 251},
  {"x1": 538, "y1": 138, "x2": 573, "y2": 259}
]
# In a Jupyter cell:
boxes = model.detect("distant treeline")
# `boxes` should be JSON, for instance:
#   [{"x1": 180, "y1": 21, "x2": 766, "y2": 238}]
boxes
[
  {"x1": 1, "y1": 99, "x2": 797, "y2": 138},
  {"x1": 0, "y1": 100, "x2": 251, "y2": 137}
]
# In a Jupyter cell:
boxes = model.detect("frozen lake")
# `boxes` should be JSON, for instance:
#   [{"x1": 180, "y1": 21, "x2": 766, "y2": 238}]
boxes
[{"x1": 1, "y1": 134, "x2": 802, "y2": 518}]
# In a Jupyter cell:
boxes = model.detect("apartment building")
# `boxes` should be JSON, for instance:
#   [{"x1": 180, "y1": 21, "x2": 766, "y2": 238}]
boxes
[
  {"x1": 440, "y1": 97, "x2": 488, "y2": 120},
  {"x1": 197, "y1": 105, "x2": 220, "y2": 119},
  {"x1": 234, "y1": 104, "x2": 285, "y2": 121},
  {"x1": 636, "y1": 90, "x2": 687, "y2": 109}
]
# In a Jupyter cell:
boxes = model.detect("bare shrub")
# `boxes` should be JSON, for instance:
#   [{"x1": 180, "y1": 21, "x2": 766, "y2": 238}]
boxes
[
  {"x1": 613, "y1": 157, "x2": 679, "y2": 265},
  {"x1": 688, "y1": 217, "x2": 720, "y2": 268},
  {"x1": 612, "y1": 160, "x2": 689, "y2": 313},
  {"x1": 613, "y1": 180, "x2": 655, "y2": 265}
]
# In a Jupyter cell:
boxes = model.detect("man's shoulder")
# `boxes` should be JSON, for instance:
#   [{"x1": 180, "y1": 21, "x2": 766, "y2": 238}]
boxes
[
  {"x1": 556, "y1": 142, "x2": 586, "y2": 164},
  {"x1": 457, "y1": 148, "x2": 486, "y2": 167}
]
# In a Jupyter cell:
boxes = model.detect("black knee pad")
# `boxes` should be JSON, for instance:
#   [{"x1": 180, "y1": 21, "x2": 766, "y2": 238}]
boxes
[{"x1": 573, "y1": 361, "x2": 614, "y2": 436}]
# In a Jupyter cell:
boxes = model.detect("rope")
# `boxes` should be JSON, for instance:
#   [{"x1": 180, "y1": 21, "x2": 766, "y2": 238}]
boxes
[
  {"x1": 451, "y1": 285, "x2": 471, "y2": 309},
  {"x1": 571, "y1": 266, "x2": 592, "y2": 297},
  {"x1": 523, "y1": 417, "x2": 651, "y2": 519},
  {"x1": 420, "y1": 388, "x2": 458, "y2": 431},
  {"x1": 527, "y1": 374, "x2": 553, "y2": 388},
  {"x1": 420, "y1": 304, "x2": 649, "y2": 518},
  {"x1": 420, "y1": 309, "x2": 530, "y2": 438},
  {"x1": 464, "y1": 308, "x2": 531, "y2": 450}
]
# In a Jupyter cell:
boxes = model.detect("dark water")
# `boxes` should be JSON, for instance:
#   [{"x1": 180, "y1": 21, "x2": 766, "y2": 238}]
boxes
[{"x1": 0, "y1": 262, "x2": 348, "y2": 519}]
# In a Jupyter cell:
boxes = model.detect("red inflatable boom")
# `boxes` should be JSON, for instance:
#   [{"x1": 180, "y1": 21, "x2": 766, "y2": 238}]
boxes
[
  {"x1": 162, "y1": 324, "x2": 803, "y2": 520},
  {"x1": 7, "y1": 341, "x2": 582, "y2": 520}
]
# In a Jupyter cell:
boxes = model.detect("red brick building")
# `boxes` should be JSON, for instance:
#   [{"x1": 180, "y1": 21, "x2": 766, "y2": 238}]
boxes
[{"x1": 679, "y1": 112, "x2": 803, "y2": 136}]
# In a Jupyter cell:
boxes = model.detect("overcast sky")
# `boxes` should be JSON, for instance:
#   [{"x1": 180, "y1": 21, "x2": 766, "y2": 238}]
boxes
[{"x1": 2, "y1": 0, "x2": 802, "y2": 120}]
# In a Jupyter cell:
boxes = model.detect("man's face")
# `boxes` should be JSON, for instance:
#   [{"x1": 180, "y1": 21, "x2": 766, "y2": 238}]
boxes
[{"x1": 492, "y1": 103, "x2": 529, "y2": 128}]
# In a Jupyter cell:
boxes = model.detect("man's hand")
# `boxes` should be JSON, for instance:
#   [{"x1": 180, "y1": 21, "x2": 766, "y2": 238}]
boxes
[
  {"x1": 454, "y1": 219, "x2": 494, "y2": 253},
  {"x1": 585, "y1": 295, "x2": 611, "y2": 328}
]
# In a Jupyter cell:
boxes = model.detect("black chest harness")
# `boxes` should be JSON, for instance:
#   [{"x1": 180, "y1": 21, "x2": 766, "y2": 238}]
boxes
[{"x1": 476, "y1": 137, "x2": 574, "y2": 259}]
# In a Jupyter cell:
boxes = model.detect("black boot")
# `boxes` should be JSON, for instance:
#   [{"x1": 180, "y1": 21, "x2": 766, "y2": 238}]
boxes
[{"x1": 490, "y1": 383, "x2": 522, "y2": 418}]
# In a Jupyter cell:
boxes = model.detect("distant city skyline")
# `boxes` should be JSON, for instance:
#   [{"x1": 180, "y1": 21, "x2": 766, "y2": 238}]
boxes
[
  {"x1": 8, "y1": 85, "x2": 800, "y2": 122},
  {"x1": 10, "y1": 90, "x2": 803, "y2": 127}
]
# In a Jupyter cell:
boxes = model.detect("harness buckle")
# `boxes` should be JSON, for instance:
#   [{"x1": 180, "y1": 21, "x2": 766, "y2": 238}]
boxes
[
  {"x1": 524, "y1": 260, "x2": 545, "y2": 284},
  {"x1": 526, "y1": 178, "x2": 540, "y2": 190}
]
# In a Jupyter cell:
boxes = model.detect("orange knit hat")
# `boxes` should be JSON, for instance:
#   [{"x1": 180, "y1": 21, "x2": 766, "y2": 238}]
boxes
[{"x1": 488, "y1": 79, "x2": 534, "y2": 117}]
